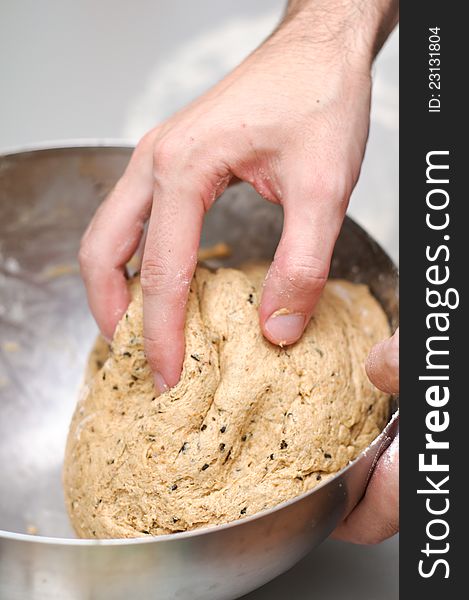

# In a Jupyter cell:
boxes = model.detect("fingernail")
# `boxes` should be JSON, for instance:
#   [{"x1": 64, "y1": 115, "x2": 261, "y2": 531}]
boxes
[
  {"x1": 153, "y1": 372, "x2": 169, "y2": 395},
  {"x1": 265, "y1": 311, "x2": 305, "y2": 346}
]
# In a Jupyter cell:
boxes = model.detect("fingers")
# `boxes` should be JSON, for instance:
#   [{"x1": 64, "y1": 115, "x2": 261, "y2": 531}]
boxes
[
  {"x1": 260, "y1": 176, "x2": 346, "y2": 346},
  {"x1": 366, "y1": 328, "x2": 400, "y2": 394},
  {"x1": 141, "y1": 150, "x2": 215, "y2": 392},
  {"x1": 332, "y1": 434, "x2": 399, "y2": 544},
  {"x1": 332, "y1": 328, "x2": 399, "y2": 544},
  {"x1": 79, "y1": 138, "x2": 154, "y2": 340}
]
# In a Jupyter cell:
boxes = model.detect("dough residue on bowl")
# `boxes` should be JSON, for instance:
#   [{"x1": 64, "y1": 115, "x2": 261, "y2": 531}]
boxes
[{"x1": 63, "y1": 264, "x2": 390, "y2": 538}]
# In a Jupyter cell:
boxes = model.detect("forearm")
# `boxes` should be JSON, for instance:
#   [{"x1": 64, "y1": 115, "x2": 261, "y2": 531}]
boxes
[{"x1": 282, "y1": 0, "x2": 399, "y2": 65}]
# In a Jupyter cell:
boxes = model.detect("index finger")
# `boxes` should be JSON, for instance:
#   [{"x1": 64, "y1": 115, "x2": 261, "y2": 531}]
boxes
[{"x1": 79, "y1": 141, "x2": 154, "y2": 339}]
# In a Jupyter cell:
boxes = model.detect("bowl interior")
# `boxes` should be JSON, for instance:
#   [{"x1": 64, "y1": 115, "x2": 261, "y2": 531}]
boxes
[{"x1": 0, "y1": 146, "x2": 398, "y2": 538}]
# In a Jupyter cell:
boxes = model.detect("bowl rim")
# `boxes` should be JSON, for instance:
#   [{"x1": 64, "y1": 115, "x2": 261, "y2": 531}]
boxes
[
  {"x1": 0, "y1": 139, "x2": 136, "y2": 157},
  {"x1": 0, "y1": 411, "x2": 399, "y2": 546},
  {"x1": 0, "y1": 142, "x2": 399, "y2": 547}
]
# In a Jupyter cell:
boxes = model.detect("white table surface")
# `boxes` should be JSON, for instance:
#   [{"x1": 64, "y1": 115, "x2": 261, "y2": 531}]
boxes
[{"x1": 0, "y1": 3, "x2": 399, "y2": 599}]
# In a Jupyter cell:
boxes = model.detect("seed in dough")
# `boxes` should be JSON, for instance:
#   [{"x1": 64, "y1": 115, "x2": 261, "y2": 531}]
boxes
[{"x1": 63, "y1": 264, "x2": 390, "y2": 538}]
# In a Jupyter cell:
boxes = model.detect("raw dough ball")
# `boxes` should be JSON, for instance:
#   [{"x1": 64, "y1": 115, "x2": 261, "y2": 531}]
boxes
[{"x1": 64, "y1": 265, "x2": 390, "y2": 538}]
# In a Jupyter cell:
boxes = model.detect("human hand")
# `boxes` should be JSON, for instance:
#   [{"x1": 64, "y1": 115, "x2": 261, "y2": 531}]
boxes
[
  {"x1": 332, "y1": 328, "x2": 399, "y2": 544},
  {"x1": 79, "y1": 1, "x2": 398, "y2": 393}
]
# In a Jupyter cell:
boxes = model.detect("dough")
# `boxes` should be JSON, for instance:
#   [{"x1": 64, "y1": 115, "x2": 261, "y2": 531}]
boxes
[{"x1": 64, "y1": 265, "x2": 390, "y2": 538}]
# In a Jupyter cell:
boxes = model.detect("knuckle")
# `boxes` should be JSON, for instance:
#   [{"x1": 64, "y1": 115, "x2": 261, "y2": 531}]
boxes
[
  {"x1": 280, "y1": 258, "x2": 328, "y2": 294},
  {"x1": 153, "y1": 135, "x2": 181, "y2": 171},
  {"x1": 321, "y1": 177, "x2": 347, "y2": 204},
  {"x1": 78, "y1": 238, "x2": 94, "y2": 273},
  {"x1": 152, "y1": 129, "x2": 215, "y2": 172},
  {"x1": 140, "y1": 258, "x2": 193, "y2": 299},
  {"x1": 143, "y1": 332, "x2": 164, "y2": 353},
  {"x1": 134, "y1": 129, "x2": 159, "y2": 158},
  {"x1": 140, "y1": 258, "x2": 171, "y2": 295},
  {"x1": 308, "y1": 173, "x2": 350, "y2": 207}
]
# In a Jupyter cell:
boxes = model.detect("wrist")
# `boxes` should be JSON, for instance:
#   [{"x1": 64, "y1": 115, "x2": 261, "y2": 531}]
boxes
[{"x1": 278, "y1": 0, "x2": 398, "y2": 70}]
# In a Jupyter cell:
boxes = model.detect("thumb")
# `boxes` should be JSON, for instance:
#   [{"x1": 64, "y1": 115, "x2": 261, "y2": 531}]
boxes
[{"x1": 366, "y1": 328, "x2": 400, "y2": 394}]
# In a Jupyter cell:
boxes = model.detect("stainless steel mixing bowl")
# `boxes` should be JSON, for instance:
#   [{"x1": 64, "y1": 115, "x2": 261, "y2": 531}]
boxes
[{"x1": 0, "y1": 145, "x2": 398, "y2": 600}]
